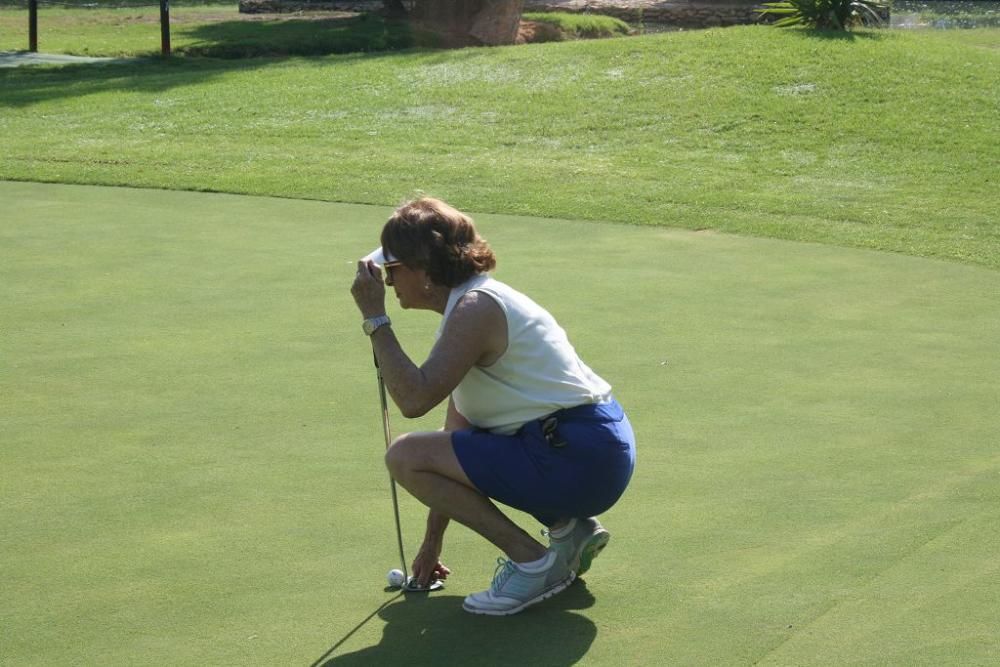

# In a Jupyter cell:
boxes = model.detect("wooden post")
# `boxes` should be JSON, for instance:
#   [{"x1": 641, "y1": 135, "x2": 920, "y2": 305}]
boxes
[
  {"x1": 159, "y1": 0, "x2": 171, "y2": 57},
  {"x1": 28, "y1": 0, "x2": 38, "y2": 52}
]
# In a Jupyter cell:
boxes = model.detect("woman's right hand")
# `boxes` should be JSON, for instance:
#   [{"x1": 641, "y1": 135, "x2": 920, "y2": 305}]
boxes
[
  {"x1": 412, "y1": 539, "x2": 451, "y2": 587},
  {"x1": 351, "y1": 259, "x2": 387, "y2": 320}
]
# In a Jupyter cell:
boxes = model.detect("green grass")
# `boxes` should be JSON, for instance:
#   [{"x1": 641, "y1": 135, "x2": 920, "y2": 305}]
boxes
[
  {"x1": 1, "y1": 23, "x2": 997, "y2": 269},
  {"x1": 3, "y1": 180, "x2": 999, "y2": 665},
  {"x1": 3, "y1": 10, "x2": 998, "y2": 665},
  {"x1": 523, "y1": 11, "x2": 632, "y2": 39}
]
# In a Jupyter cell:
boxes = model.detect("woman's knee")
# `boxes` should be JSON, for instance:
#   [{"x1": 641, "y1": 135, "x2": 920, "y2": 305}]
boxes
[
  {"x1": 384, "y1": 433, "x2": 417, "y2": 479},
  {"x1": 384, "y1": 431, "x2": 468, "y2": 486}
]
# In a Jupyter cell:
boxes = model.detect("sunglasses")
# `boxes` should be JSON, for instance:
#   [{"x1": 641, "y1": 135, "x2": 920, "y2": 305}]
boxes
[{"x1": 383, "y1": 260, "x2": 403, "y2": 286}]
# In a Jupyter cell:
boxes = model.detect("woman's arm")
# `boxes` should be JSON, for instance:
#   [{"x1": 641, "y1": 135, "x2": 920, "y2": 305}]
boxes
[
  {"x1": 411, "y1": 509, "x2": 452, "y2": 586},
  {"x1": 410, "y1": 398, "x2": 470, "y2": 585},
  {"x1": 353, "y1": 262, "x2": 507, "y2": 418}
]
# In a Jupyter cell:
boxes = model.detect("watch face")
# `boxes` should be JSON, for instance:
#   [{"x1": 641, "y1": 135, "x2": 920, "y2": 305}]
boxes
[{"x1": 363, "y1": 316, "x2": 388, "y2": 335}]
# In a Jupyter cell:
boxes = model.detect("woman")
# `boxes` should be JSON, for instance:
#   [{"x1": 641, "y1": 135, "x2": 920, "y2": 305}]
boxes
[{"x1": 351, "y1": 197, "x2": 635, "y2": 616}]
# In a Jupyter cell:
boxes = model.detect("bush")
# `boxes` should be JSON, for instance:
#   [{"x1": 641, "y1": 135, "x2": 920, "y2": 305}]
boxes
[{"x1": 758, "y1": 0, "x2": 889, "y2": 29}]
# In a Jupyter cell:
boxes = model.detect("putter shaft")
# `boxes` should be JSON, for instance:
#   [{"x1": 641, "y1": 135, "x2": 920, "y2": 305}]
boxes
[{"x1": 375, "y1": 354, "x2": 409, "y2": 584}]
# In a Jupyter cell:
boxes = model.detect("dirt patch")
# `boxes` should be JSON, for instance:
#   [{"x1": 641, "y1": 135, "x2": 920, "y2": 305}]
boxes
[{"x1": 516, "y1": 19, "x2": 565, "y2": 44}]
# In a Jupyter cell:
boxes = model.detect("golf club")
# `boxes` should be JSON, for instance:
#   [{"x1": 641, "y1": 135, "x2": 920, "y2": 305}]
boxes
[{"x1": 372, "y1": 350, "x2": 443, "y2": 593}]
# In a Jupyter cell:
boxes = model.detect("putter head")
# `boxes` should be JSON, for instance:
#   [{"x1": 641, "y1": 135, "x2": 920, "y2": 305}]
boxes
[{"x1": 403, "y1": 576, "x2": 444, "y2": 593}]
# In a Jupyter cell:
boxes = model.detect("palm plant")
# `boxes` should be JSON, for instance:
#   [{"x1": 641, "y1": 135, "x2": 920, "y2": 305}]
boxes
[{"x1": 758, "y1": 0, "x2": 889, "y2": 30}]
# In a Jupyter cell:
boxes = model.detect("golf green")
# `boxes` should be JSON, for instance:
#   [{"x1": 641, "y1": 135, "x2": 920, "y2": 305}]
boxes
[{"x1": 2, "y1": 181, "x2": 998, "y2": 665}]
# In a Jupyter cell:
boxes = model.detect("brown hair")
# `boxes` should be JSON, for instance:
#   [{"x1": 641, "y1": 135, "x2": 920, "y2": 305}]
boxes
[{"x1": 381, "y1": 197, "x2": 497, "y2": 288}]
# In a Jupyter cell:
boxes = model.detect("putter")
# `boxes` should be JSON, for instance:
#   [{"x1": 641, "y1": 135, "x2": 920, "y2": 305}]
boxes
[
  {"x1": 373, "y1": 350, "x2": 443, "y2": 593},
  {"x1": 404, "y1": 577, "x2": 444, "y2": 593}
]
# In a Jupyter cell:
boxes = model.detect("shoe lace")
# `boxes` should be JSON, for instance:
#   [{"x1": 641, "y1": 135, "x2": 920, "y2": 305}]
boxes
[{"x1": 490, "y1": 557, "x2": 516, "y2": 593}]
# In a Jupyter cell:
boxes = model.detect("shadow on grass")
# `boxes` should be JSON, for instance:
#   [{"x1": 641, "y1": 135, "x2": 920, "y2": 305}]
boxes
[
  {"x1": 312, "y1": 579, "x2": 598, "y2": 666},
  {"x1": 0, "y1": 56, "x2": 254, "y2": 107},
  {"x1": 0, "y1": 37, "x2": 467, "y2": 108},
  {"x1": 0, "y1": 13, "x2": 466, "y2": 107},
  {"x1": 177, "y1": 13, "x2": 417, "y2": 58},
  {"x1": 793, "y1": 27, "x2": 889, "y2": 40}
]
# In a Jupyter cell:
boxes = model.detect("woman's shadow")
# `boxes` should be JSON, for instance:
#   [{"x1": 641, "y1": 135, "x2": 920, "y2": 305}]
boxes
[{"x1": 312, "y1": 579, "x2": 598, "y2": 666}]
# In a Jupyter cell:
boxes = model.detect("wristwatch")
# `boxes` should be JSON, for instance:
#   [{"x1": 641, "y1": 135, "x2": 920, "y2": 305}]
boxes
[{"x1": 362, "y1": 314, "x2": 391, "y2": 336}]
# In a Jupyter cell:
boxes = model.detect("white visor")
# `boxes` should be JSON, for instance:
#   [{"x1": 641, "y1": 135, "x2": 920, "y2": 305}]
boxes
[{"x1": 361, "y1": 247, "x2": 397, "y2": 266}]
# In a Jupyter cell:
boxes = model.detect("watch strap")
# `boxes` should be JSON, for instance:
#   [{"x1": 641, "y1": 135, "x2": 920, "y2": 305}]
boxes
[{"x1": 362, "y1": 314, "x2": 391, "y2": 336}]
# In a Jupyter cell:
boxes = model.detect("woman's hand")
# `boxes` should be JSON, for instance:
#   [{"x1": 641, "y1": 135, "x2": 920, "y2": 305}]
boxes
[
  {"x1": 351, "y1": 260, "x2": 386, "y2": 319},
  {"x1": 412, "y1": 539, "x2": 451, "y2": 587}
]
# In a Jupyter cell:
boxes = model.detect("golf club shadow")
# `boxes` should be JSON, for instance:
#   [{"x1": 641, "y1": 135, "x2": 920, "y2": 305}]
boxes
[{"x1": 314, "y1": 579, "x2": 598, "y2": 666}]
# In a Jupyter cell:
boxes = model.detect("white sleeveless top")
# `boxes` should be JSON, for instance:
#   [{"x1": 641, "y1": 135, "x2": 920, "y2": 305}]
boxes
[{"x1": 438, "y1": 275, "x2": 612, "y2": 435}]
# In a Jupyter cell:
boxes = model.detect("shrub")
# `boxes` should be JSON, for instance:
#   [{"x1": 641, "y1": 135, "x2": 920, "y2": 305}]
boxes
[{"x1": 757, "y1": 0, "x2": 889, "y2": 29}]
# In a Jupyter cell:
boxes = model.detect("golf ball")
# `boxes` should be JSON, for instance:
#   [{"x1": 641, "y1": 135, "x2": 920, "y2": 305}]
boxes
[{"x1": 387, "y1": 568, "x2": 405, "y2": 588}]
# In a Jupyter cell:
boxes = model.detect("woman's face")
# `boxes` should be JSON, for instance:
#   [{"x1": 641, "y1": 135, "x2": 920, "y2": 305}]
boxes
[{"x1": 384, "y1": 261, "x2": 430, "y2": 310}]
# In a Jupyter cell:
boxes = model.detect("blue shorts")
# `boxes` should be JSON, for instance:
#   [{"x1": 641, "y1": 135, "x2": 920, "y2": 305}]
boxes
[{"x1": 451, "y1": 398, "x2": 636, "y2": 527}]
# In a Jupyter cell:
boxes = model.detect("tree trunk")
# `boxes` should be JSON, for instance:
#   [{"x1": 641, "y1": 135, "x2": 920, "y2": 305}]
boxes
[{"x1": 412, "y1": 0, "x2": 524, "y2": 47}]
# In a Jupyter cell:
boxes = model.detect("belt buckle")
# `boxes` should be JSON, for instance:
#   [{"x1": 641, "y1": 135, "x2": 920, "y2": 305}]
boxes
[{"x1": 541, "y1": 416, "x2": 567, "y2": 448}]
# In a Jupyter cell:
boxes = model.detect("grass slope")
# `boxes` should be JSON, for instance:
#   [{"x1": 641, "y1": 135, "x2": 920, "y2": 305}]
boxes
[
  {"x1": 3, "y1": 181, "x2": 999, "y2": 665},
  {"x1": 1, "y1": 24, "x2": 998, "y2": 269}
]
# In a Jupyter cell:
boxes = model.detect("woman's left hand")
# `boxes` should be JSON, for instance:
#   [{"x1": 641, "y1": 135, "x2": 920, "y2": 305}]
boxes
[{"x1": 351, "y1": 260, "x2": 386, "y2": 319}]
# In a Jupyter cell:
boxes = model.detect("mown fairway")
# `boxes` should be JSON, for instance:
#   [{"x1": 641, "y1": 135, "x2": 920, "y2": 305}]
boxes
[
  {"x1": 3, "y1": 181, "x2": 998, "y2": 665},
  {"x1": 1, "y1": 24, "x2": 998, "y2": 268}
]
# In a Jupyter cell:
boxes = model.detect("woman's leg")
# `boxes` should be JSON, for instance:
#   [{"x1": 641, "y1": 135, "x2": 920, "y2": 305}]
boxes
[{"x1": 385, "y1": 431, "x2": 547, "y2": 563}]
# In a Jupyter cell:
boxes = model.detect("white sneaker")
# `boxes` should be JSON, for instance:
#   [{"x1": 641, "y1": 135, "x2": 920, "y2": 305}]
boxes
[
  {"x1": 548, "y1": 517, "x2": 610, "y2": 576},
  {"x1": 462, "y1": 550, "x2": 575, "y2": 616}
]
